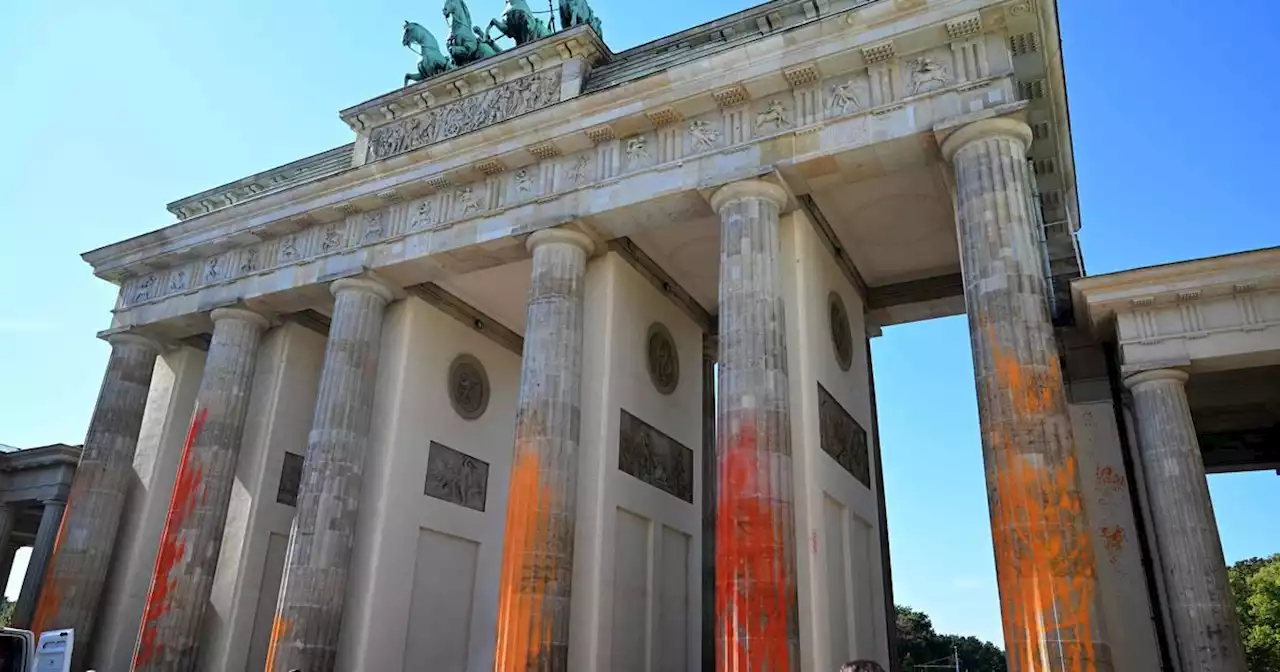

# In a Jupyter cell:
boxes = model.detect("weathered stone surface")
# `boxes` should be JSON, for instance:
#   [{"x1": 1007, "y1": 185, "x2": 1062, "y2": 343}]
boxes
[
  {"x1": 132, "y1": 308, "x2": 269, "y2": 671},
  {"x1": 1125, "y1": 369, "x2": 1246, "y2": 672},
  {"x1": 31, "y1": 332, "x2": 159, "y2": 658},
  {"x1": 618, "y1": 409, "x2": 694, "y2": 502},
  {"x1": 267, "y1": 277, "x2": 393, "y2": 672},
  {"x1": 494, "y1": 228, "x2": 593, "y2": 672},
  {"x1": 710, "y1": 179, "x2": 800, "y2": 671},
  {"x1": 943, "y1": 117, "x2": 1112, "y2": 672}
]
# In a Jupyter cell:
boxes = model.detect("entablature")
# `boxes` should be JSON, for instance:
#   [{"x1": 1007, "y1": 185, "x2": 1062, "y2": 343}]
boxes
[{"x1": 85, "y1": 0, "x2": 1076, "y2": 338}]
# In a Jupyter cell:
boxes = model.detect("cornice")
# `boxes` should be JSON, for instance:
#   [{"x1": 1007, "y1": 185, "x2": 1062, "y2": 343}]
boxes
[{"x1": 83, "y1": 0, "x2": 1052, "y2": 298}]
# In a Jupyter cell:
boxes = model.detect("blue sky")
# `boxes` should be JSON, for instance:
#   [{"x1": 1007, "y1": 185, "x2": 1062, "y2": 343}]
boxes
[{"x1": 1, "y1": 0, "x2": 1276, "y2": 646}]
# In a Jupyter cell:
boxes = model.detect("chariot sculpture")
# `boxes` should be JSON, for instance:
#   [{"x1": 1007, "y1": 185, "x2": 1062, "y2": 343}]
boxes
[{"x1": 403, "y1": 0, "x2": 602, "y2": 86}]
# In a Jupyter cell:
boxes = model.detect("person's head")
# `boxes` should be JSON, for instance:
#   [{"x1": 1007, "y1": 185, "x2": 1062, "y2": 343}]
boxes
[{"x1": 838, "y1": 661, "x2": 886, "y2": 672}]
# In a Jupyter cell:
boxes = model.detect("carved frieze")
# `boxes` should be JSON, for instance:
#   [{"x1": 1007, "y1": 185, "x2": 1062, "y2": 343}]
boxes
[
  {"x1": 366, "y1": 68, "x2": 563, "y2": 162},
  {"x1": 618, "y1": 410, "x2": 694, "y2": 503},
  {"x1": 424, "y1": 441, "x2": 490, "y2": 511},
  {"x1": 817, "y1": 383, "x2": 870, "y2": 488}
]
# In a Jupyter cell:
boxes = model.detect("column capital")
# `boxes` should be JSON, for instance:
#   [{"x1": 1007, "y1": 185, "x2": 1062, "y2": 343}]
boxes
[
  {"x1": 99, "y1": 331, "x2": 163, "y2": 353},
  {"x1": 209, "y1": 306, "x2": 271, "y2": 330},
  {"x1": 526, "y1": 227, "x2": 595, "y2": 256},
  {"x1": 940, "y1": 117, "x2": 1033, "y2": 163},
  {"x1": 708, "y1": 179, "x2": 788, "y2": 213},
  {"x1": 1124, "y1": 367, "x2": 1189, "y2": 391},
  {"x1": 330, "y1": 277, "x2": 395, "y2": 303}
]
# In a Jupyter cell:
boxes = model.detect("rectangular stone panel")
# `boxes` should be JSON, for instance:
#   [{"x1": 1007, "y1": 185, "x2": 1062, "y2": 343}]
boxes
[
  {"x1": 824, "y1": 495, "x2": 851, "y2": 664},
  {"x1": 657, "y1": 525, "x2": 690, "y2": 671},
  {"x1": 247, "y1": 533, "x2": 289, "y2": 672},
  {"x1": 276, "y1": 452, "x2": 304, "y2": 506},
  {"x1": 612, "y1": 508, "x2": 650, "y2": 672},
  {"x1": 406, "y1": 528, "x2": 479, "y2": 669},
  {"x1": 424, "y1": 441, "x2": 490, "y2": 512},
  {"x1": 618, "y1": 409, "x2": 694, "y2": 503},
  {"x1": 817, "y1": 383, "x2": 870, "y2": 488}
]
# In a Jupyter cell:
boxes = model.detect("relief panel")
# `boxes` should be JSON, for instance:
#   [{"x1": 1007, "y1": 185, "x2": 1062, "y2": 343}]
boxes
[
  {"x1": 424, "y1": 441, "x2": 490, "y2": 512},
  {"x1": 618, "y1": 410, "x2": 694, "y2": 503},
  {"x1": 817, "y1": 383, "x2": 870, "y2": 488}
]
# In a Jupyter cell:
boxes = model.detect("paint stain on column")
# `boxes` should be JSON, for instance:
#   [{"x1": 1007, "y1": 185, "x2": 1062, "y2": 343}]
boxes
[
  {"x1": 264, "y1": 613, "x2": 292, "y2": 671},
  {"x1": 135, "y1": 407, "x2": 207, "y2": 667},
  {"x1": 495, "y1": 439, "x2": 557, "y2": 671},
  {"x1": 715, "y1": 423, "x2": 794, "y2": 672}
]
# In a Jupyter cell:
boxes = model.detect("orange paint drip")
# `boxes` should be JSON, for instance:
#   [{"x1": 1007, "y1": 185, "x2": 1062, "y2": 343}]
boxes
[
  {"x1": 264, "y1": 614, "x2": 292, "y2": 672},
  {"x1": 494, "y1": 441, "x2": 554, "y2": 671},
  {"x1": 715, "y1": 420, "x2": 795, "y2": 672},
  {"x1": 30, "y1": 504, "x2": 72, "y2": 634},
  {"x1": 134, "y1": 407, "x2": 207, "y2": 667},
  {"x1": 982, "y1": 323, "x2": 1099, "y2": 672}
]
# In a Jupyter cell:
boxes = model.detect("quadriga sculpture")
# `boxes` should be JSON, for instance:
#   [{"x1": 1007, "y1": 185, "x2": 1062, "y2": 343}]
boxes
[
  {"x1": 443, "y1": 0, "x2": 503, "y2": 67},
  {"x1": 402, "y1": 20, "x2": 452, "y2": 86},
  {"x1": 559, "y1": 0, "x2": 602, "y2": 37},
  {"x1": 487, "y1": 0, "x2": 552, "y2": 46}
]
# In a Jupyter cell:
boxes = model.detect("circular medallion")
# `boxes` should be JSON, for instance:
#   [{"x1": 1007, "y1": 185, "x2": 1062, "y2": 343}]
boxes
[
  {"x1": 828, "y1": 291, "x2": 853, "y2": 372},
  {"x1": 448, "y1": 354, "x2": 490, "y2": 420},
  {"x1": 646, "y1": 322, "x2": 680, "y2": 395}
]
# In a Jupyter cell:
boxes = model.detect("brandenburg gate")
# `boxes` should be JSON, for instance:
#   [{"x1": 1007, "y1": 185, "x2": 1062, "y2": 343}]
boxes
[{"x1": 24, "y1": 0, "x2": 1254, "y2": 670}]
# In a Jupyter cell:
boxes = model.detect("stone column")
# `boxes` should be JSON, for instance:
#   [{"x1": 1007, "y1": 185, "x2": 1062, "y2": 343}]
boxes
[
  {"x1": 0, "y1": 504, "x2": 15, "y2": 584},
  {"x1": 31, "y1": 332, "x2": 160, "y2": 648},
  {"x1": 941, "y1": 118, "x2": 1111, "y2": 671},
  {"x1": 1125, "y1": 369, "x2": 1246, "y2": 672},
  {"x1": 266, "y1": 278, "x2": 394, "y2": 672},
  {"x1": 709, "y1": 179, "x2": 800, "y2": 672},
  {"x1": 494, "y1": 228, "x2": 593, "y2": 672},
  {"x1": 132, "y1": 307, "x2": 269, "y2": 671},
  {"x1": 14, "y1": 499, "x2": 67, "y2": 628}
]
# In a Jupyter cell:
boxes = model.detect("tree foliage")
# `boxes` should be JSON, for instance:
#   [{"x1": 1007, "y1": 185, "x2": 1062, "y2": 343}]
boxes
[
  {"x1": 895, "y1": 605, "x2": 1007, "y2": 671},
  {"x1": 1228, "y1": 553, "x2": 1280, "y2": 671}
]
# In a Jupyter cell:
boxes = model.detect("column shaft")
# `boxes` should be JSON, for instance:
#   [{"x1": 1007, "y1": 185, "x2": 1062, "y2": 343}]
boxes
[
  {"x1": 943, "y1": 118, "x2": 1111, "y2": 671},
  {"x1": 32, "y1": 334, "x2": 159, "y2": 651},
  {"x1": 494, "y1": 228, "x2": 592, "y2": 672},
  {"x1": 0, "y1": 504, "x2": 15, "y2": 584},
  {"x1": 710, "y1": 180, "x2": 799, "y2": 672},
  {"x1": 132, "y1": 308, "x2": 267, "y2": 671},
  {"x1": 1126, "y1": 370, "x2": 1245, "y2": 672},
  {"x1": 14, "y1": 500, "x2": 66, "y2": 628},
  {"x1": 266, "y1": 278, "x2": 393, "y2": 672}
]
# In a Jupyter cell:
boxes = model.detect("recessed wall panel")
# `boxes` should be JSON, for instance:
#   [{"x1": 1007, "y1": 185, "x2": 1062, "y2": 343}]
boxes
[
  {"x1": 612, "y1": 508, "x2": 650, "y2": 672},
  {"x1": 405, "y1": 528, "x2": 479, "y2": 670}
]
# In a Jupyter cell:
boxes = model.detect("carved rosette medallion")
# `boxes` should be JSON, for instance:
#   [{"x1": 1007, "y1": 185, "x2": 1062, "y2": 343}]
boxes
[
  {"x1": 448, "y1": 353, "x2": 490, "y2": 420},
  {"x1": 828, "y1": 291, "x2": 853, "y2": 372},
  {"x1": 646, "y1": 322, "x2": 679, "y2": 395}
]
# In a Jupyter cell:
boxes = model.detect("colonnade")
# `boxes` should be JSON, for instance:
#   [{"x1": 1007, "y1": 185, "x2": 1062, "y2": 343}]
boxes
[{"x1": 29, "y1": 116, "x2": 1244, "y2": 672}]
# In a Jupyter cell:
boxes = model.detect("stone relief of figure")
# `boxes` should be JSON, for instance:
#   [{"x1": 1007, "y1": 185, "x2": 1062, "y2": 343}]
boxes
[
  {"x1": 626, "y1": 136, "x2": 650, "y2": 166},
  {"x1": 688, "y1": 119, "x2": 720, "y2": 151},
  {"x1": 457, "y1": 186, "x2": 481, "y2": 215},
  {"x1": 830, "y1": 79, "x2": 861, "y2": 115},
  {"x1": 568, "y1": 153, "x2": 591, "y2": 183},
  {"x1": 908, "y1": 57, "x2": 951, "y2": 94},
  {"x1": 514, "y1": 168, "x2": 533, "y2": 195},
  {"x1": 755, "y1": 99, "x2": 791, "y2": 131}
]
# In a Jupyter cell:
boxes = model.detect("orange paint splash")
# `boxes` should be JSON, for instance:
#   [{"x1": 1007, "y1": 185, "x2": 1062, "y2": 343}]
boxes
[
  {"x1": 715, "y1": 420, "x2": 795, "y2": 672},
  {"x1": 982, "y1": 323, "x2": 1101, "y2": 671},
  {"x1": 264, "y1": 613, "x2": 292, "y2": 672},
  {"x1": 494, "y1": 440, "x2": 556, "y2": 671},
  {"x1": 134, "y1": 406, "x2": 207, "y2": 668},
  {"x1": 30, "y1": 507, "x2": 72, "y2": 634}
]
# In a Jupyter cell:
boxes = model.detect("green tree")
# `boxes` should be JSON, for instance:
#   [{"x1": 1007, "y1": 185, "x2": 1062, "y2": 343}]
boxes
[
  {"x1": 1229, "y1": 553, "x2": 1280, "y2": 671},
  {"x1": 895, "y1": 605, "x2": 1006, "y2": 671},
  {"x1": 0, "y1": 599, "x2": 12, "y2": 628}
]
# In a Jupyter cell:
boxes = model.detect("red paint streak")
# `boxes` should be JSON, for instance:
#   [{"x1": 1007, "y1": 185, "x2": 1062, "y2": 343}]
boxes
[
  {"x1": 31, "y1": 493, "x2": 74, "y2": 634},
  {"x1": 715, "y1": 419, "x2": 794, "y2": 671},
  {"x1": 134, "y1": 407, "x2": 207, "y2": 667}
]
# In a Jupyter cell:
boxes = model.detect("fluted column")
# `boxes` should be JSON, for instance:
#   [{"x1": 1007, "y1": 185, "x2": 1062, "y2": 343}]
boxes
[
  {"x1": 32, "y1": 332, "x2": 160, "y2": 652},
  {"x1": 494, "y1": 228, "x2": 593, "y2": 672},
  {"x1": 710, "y1": 179, "x2": 799, "y2": 672},
  {"x1": 266, "y1": 277, "x2": 394, "y2": 672},
  {"x1": 132, "y1": 307, "x2": 268, "y2": 671},
  {"x1": 14, "y1": 499, "x2": 66, "y2": 627},
  {"x1": 1125, "y1": 369, "x2": 1245, "y2": 672},
  {"x1": 942, "y1": 118, "x2": 1111, "y2": 671},
  {"x1": 0, "y1": 504, "x2": 15, "y2": 584}
]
